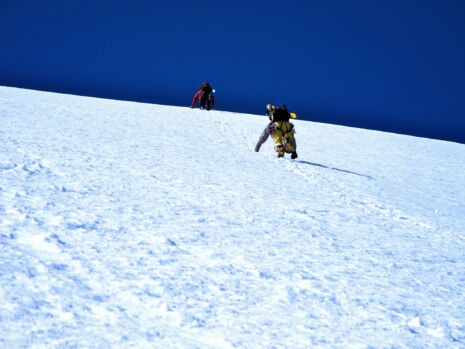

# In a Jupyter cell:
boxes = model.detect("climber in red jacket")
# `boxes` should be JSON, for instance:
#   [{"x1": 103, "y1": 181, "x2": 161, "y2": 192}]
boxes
[{"x1": 191, "y1": 82, "x2": 215, "y2": 110}]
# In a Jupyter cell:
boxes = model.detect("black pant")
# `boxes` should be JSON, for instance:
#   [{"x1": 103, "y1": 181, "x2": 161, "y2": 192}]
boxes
[{"x1": 200, "y1": 93, "x2": 212, "y2": 110}]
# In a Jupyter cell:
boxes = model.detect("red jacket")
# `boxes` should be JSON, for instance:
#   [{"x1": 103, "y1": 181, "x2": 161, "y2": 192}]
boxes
[
  {"x1": 191, "y1": 90, "x2": 201, "y2": 107},
  {"x1": 191, "y1": 88, "x2": 215, "y2": 108}
]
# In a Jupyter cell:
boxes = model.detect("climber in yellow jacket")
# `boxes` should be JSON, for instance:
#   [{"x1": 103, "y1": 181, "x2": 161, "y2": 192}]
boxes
[{"x1": 255, "y1": 104, "x2": 298, "y2": 159}]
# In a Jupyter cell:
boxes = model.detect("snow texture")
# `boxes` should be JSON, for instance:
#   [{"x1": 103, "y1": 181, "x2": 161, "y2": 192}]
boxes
[{"x1": 0, "y1": 86, "x2": 464, "y2": 348}]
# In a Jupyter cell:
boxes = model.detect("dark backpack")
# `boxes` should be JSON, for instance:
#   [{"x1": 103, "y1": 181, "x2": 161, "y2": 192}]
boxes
[
  {"x1": 201, "y1": 84, "x2": 212, "y2": 94},
  {"x1": 271, "y1": 108, "x2": 291, "y2": 122}
]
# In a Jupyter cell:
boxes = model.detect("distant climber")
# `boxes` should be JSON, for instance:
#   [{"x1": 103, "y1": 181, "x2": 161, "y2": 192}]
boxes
[
  {"x1": 255, "y1": 104, "x2": 298, "y2": 159},
  {"x1": 191, "y1": 82, "x2": 215, "y2": 110}
]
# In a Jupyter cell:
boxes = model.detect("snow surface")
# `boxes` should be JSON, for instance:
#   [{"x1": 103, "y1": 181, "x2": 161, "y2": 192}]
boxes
[{"x1": 0, "y1": 86, "x2": 464, "y2": 348}]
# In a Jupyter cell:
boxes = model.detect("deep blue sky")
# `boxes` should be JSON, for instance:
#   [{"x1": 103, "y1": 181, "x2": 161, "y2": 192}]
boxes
[{"x1": 1, "y1": 0, "x2": 464, "y2": 143}]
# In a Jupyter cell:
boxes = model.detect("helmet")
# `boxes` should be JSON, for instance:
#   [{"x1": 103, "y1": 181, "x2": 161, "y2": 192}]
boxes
[
  {"x1": 266, "y1": 104, "x2": 275, "y2": 120},
  {"x1": 203, "y1": 82, "x2": 209, "y2": 86}
]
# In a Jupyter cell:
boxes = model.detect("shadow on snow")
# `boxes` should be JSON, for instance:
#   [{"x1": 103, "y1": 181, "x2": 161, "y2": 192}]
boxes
[{"x1": 296, "y1": 160, "x2": 374, "y2": 180}]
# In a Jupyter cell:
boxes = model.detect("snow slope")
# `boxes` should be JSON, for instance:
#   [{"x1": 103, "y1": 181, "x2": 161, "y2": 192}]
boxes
[{"x1": 0, "y1": 86, "x2": 464, "y2": 348}]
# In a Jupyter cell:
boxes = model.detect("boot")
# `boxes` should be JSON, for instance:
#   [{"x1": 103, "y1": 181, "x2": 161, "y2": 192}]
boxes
[{"x1": 291, "y1": 152, "x2": 298, "y2": 159}]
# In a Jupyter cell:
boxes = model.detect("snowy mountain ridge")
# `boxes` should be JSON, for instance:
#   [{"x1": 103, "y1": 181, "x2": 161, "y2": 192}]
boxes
[{"x1": 0, "y1": 86, "x2": 464, "y2": 348}]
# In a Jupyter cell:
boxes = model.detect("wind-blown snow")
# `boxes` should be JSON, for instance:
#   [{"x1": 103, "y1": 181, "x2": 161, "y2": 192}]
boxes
[{"x1": 0, "y1": 86, "x2": 464, "y2": 348}]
